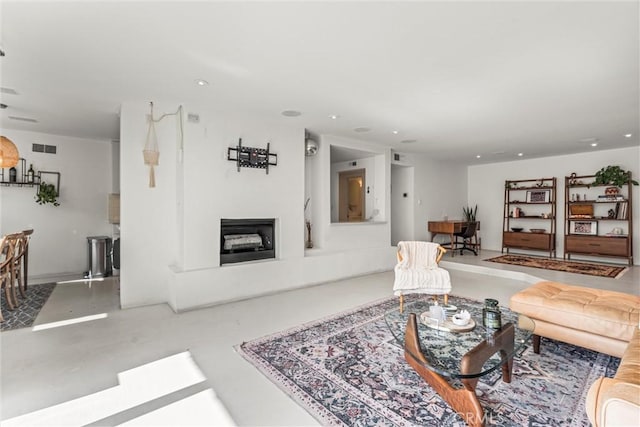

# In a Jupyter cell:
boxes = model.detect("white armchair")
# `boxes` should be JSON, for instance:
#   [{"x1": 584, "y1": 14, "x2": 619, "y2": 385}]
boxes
[{"x1": 393, "y1": 241, "x2": 452, "y2": 312}]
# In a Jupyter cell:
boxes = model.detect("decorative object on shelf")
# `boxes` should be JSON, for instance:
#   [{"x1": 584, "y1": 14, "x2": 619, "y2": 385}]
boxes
[
  {"x1": 142, "y1": 102, "x2": 184, "y2": 188},
  {"x1": 27, "y1": 164, "x2": 35, "y2": 183},
  {"x1": 593, "y1": 165, "x2": 639, "y2": 187},
  {"x1": 9, "y1": 166, "x2": 17, "y2": 182},
  {"x1": 526, "y1": 189, "x2": 550, "y2": 203},
  {"x1": 568, "y1": 172, "x2": 578, "y2": 185},
  {"x1": 227, "y1": 138, "x2": 278, "y2": 174},
  {"x1": 0, "y1": 136, "x2": 19, "y2": 167},
  {"x1": 571, "y1": 220, "x2": 598, "y2": 235},
  {"x1": 530, "y1": 228, "x2": 546, "y2": 233},
  {"x1": 304, "y1": 197, "x2": 313, "y2": 248},
  {"x1": 462, "y1": 204, "x2": 477, "y2": 222},
  {"x1": 511, "y1": 227, "x2": 523, "y2": 232}
]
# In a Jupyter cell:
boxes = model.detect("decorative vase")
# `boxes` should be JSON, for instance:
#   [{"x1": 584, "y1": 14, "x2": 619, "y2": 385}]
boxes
[
  {"x1": 305, "y1": 221, "x2": 313, "y2": 249},
  {"x1": 605, "y1": 186, "x2": 619, "y2": 196}
]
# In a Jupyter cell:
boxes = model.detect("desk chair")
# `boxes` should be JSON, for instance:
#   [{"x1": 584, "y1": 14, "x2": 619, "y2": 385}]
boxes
[
  {"x1": 393, "y1": 241, "x2": 452, "y2": 313},
  {"x1": 453, "y1": 221, "x2": 479, "y2": 255}
]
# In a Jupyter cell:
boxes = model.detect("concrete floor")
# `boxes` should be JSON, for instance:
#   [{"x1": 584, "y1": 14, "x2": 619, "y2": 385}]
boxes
[{"x1": 1, "y1": 249, "x2": 638, "y2": 426}]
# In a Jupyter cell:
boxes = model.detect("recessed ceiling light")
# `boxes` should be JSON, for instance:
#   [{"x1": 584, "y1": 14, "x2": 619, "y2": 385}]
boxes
[
  {"x1": 328, "y1": 114, "x2": 339, "y2": 120},
  {"x1": 400, "y1": 139, "x2": 416, "y2": 144},
  {"x1": 624, "y1": 133, "x2": 633, "y2": 138},
  {"x1": 353, "y1": 127, "x2": 371, "y2": 133},
  {"x1": 194, "y1": 79, "x2": 209, "y2": 86},
  {"x1": 517, "y1": 153, "x2": 524, "y2": 157},
  {"x1": 476, "y1": 155, "x2": 481, "y2": 159},
  {"x1": 392, "y1": 130, "x2": 399, "y2": 135},
  {"x1": 591, "y1": 142, "x2": 598, "y2": 147},
  {"x1": 281, "y1": 110, "x2": 302, "y2": 117}
]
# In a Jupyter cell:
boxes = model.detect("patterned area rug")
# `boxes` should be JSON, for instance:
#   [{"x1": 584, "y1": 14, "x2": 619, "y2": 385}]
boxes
[
  {"x1": 1, "y1": 283, "x2": 56, "y2": 331},
  {"x1": 485, "y1": 254, "x2": 628, "y2": 278},
  {"x1": 238, "y1": 295, "x2": 619, "y2": 426}
]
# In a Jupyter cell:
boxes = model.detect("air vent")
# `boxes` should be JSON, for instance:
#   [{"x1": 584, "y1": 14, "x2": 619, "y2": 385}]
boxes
[
  {"x1": 9, "y1": 116, "x2": 38, "y2": 123},
  {"x1": 32, "y1": 144, "x2": 56, "y2": 154},
  {"x1": 187, "y1": 113, "x2": 200, "y2": 123}
]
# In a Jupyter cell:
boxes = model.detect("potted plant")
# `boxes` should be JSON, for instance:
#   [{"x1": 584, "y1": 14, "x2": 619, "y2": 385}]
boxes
[
  {"x1": 593, "y1": 166, "x2": 639, "y2": 188},
  {"x1": 35, "y1": 182, "x2": 60, "y2": 206},
  {"x1": 462, "y1": 205, "x2": 477, "y2": 222}
]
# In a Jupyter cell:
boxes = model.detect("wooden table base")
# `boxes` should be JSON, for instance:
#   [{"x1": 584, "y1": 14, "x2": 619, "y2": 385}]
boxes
[{"x1": 404, "y1": 313, "x2": 515, "y2": 427}]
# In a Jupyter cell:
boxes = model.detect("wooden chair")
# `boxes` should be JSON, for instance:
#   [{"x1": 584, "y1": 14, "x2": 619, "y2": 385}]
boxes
[
  {"x1": 393, "y1": 241, "x2": 452, "y2": 313},
  {"x1": 9, "y1": 232, "x2": 27, "y2": 299},
  {"x1": 21, "y1": 229, "x2": 33, "y2": 292},
  {"x1": 0, "y1": 236, "x2": 17, "y2": 321}
]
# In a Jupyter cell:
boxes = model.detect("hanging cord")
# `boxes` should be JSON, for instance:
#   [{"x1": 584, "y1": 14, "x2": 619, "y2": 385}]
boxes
[{"x1": 142, "y1": 102, "x2": 184, "y2": 187}]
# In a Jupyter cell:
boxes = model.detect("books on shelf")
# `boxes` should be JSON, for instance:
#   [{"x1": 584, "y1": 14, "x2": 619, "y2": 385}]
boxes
[
  {"x1": 615, "y1": 202, "x2": 628, "y2": 220},
  {"x1": 596, "y1": 195, "x2": 626, "y2": 202}
]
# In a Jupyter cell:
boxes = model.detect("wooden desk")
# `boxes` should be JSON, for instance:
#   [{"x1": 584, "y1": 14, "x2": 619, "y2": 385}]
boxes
[{"x1": 428, "y1": 221, "x2": 479, "y2": 256}]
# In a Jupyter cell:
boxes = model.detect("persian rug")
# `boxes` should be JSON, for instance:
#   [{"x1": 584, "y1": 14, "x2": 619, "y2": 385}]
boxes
[
  {"x1": 238, "y1": 295, "x2": 619, "y2": 426},
  {"x1": 1, "y1": 283, "x2": 56, "y2": 331},
  {"x1": 485, "y1": 254, "x2": 628, "y2": 278}
]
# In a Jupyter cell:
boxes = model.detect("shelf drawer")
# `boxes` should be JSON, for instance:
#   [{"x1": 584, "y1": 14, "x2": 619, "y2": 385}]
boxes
[
  {"x1": 565, "y1": 235, "x2": 629, "y2": 256},
  {"x1": 503, "y1": 232, "x2": 552, "y2": 250}
]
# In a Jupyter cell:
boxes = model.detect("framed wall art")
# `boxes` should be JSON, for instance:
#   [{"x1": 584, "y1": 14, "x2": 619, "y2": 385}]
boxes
[
  {"x1": 526, "y1": 189, "x2": 550, "y2": 203},
  {"x1": 570, "y1": 220, "x2": 598, "y2": 235}
]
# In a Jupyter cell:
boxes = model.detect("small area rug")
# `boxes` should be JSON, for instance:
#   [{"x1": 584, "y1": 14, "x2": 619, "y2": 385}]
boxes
[
  {"x1": 238, "y1": 295, "x2": 619, "y2": 426},
  {"x1": 1, "y1": 283, "x2": 56, "y2": 331},
  {"x1": 485, "y1": 254, "x2": 628, "y2": 278}
]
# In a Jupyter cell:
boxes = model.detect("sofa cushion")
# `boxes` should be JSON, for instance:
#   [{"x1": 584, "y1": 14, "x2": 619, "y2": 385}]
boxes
[{"x1": 510, "y1": 281, "x2": 640, "y2": 342}]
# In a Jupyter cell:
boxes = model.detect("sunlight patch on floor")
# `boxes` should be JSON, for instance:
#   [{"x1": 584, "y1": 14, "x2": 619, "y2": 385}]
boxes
[
  {"x1": 32, "y1": 313, "x2": 109, "y2": 331},
  {"x1": 2, "y1": 351, "x2": 235, "y2": 426}
]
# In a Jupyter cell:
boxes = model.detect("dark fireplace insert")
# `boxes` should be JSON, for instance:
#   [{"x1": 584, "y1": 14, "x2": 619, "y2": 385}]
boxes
[{"x1": 220, "y1": 218, "x2": 275, "y2": 265}]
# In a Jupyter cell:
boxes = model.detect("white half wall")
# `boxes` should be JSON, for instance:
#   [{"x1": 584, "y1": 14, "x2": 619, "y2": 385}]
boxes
[
  {"x1": 0, "y1": 129, "x2": 113, "y2": 281},
  {"x1": 119, "y1": 103, "x2": 397, "y2": 311},
  {"x1": 468, "y1": 146, "x2": 640, "y2": 264}
]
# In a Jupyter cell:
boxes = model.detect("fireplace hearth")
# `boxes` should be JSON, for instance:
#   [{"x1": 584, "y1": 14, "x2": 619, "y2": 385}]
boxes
[{"x1": 220, "y1": 218, "x2": 275, "y2": 265}]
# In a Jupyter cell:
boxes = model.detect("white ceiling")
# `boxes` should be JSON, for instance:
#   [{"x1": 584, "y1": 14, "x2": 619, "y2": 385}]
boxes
[{"x1": 1, "y1": 1, "x2": 638, "y2": 165}]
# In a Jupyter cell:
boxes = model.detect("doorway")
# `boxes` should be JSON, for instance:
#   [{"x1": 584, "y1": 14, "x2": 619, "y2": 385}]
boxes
[
  {"x1": 338, "y1": 169, "x2": 365, "y2": 222},
  {"x1": 391, "y1": 164, "x2": 414, "y2": 245}
]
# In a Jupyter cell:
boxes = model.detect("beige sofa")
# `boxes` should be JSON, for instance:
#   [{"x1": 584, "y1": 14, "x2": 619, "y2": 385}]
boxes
[{"x1": 510, "y1": 281, "x2": 640, "y2": 427}]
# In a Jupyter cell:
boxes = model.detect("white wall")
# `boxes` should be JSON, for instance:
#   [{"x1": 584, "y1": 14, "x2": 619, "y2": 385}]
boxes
[
  {"x1": 390, "y1": 164, "x2": 414, "y2": 245},
  {"x1": 391, "y1": 152, "x2": 469, "y2": 244},
  {"x1": 468, "y1": 147, "x2": 640, "y2": 264},
  {"x1": 0, "y1": 129, "x2": 113, "y2": 281},
  {"x1": 119, "y1": 103, "x2": 397, "y2": 311}
]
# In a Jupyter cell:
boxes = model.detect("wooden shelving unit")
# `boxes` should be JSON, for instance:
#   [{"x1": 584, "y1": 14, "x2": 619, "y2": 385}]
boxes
[
  {"x1": 564, "y1": 174, "x2": 634, "y2": 266},
  {"x1": 502, "y1": 177, "x2": 557, "y2": 257}
]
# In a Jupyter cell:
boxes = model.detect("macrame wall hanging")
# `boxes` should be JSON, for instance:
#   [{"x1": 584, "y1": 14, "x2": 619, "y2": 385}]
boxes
[{"x1": 142, "y1": 102, "x2": 184, "y2": 188}]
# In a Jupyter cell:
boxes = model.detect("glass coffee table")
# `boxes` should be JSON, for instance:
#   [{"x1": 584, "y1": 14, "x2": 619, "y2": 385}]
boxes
[{"x1": 385, "y1": 299, "x2": 534, "y2": 427}]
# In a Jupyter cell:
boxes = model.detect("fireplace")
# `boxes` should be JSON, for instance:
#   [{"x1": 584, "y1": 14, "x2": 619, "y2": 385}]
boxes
[{"x1": 220, "y1": 218, "x2": 275, "y2": 265}]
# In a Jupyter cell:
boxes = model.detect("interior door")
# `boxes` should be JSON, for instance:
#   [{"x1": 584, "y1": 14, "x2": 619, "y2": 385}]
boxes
[{"x1": 338, "y1": 169, "x2": 365, "y2": 222}]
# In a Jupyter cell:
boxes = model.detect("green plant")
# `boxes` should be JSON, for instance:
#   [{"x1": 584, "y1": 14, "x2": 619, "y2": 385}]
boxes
[
  {"x1": 462, "y1": 204, "x2": 477, "y2": 222},
  {"x1": 593, "y1": 165, "x2": 639, "y2": 188},
  {"x1": 35, "y1": 182, "x2": 60, "y2": 206}
]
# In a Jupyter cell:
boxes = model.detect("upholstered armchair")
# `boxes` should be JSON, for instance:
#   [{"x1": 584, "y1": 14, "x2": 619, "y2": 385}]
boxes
[{"x1": 393, "y1": 241, "x2": 452, "y2": 312}]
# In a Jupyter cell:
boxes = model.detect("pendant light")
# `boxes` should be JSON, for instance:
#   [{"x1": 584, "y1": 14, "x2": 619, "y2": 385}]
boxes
[{"x1": 0, "y1": 136, "x2": 20, "y2": 168}]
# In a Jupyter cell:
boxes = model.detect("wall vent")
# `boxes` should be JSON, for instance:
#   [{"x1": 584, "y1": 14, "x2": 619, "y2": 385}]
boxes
[
  {"x1": 187, "y1": 113, "x2": 200, "y2": 123},
  {"x1": 32, "y1": 143, "x2": 57, "y2": 154}
]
